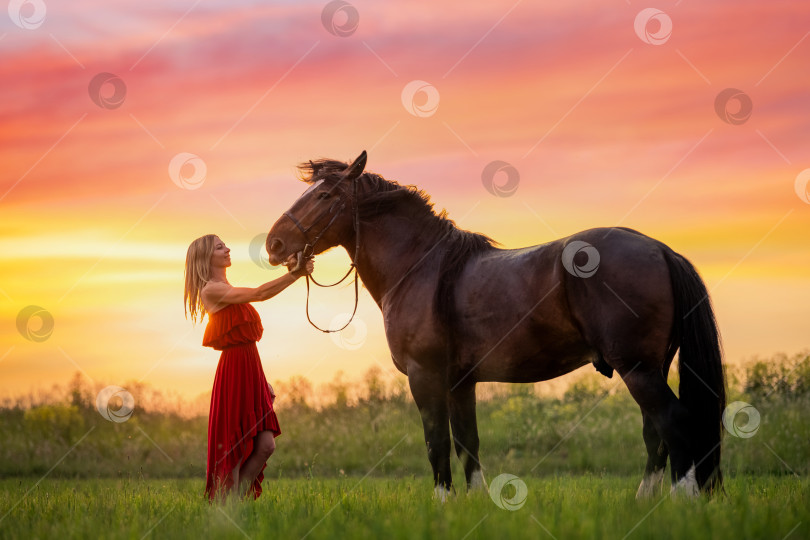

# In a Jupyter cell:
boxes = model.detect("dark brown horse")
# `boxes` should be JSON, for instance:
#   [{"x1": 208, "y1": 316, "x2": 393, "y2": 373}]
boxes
[{"x1": 266, "y1": 151, "x2": 726, "y2": 499}]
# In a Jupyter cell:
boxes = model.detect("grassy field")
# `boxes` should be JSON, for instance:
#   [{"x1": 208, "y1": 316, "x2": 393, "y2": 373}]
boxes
[
  {"x1": 0, "y1": 352, "x2": 807, "y2": 538},
  {"x1": 0, "y1": 476, "x2": 807, "y2": 540}
]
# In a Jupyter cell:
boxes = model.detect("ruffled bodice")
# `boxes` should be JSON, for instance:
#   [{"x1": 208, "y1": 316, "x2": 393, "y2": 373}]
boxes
[{"x1": 202, "y1": 303, "x2": 263, "y2": 350}]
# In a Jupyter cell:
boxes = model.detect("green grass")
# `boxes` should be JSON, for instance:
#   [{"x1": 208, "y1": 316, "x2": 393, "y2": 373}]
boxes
[
  {"x1": 2, "y1": 385, "x2": 807, "y2": 481},
  {"x1": 1, "y1": 476, "x2": 807, "y2": 540},
  {"x1": 1, "y1": 352, "x2": 808, "y2": 538}
]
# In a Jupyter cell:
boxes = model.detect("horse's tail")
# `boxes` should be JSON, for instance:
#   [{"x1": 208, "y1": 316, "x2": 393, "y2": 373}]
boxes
[{"x1": 663, "y1": 248, "x2": 726, "y2": 494}]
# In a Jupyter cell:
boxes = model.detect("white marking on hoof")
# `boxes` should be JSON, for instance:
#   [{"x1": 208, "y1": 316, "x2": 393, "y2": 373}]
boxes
[
  {"x1": 635, "y1": 468, "x2": 664, "y2": 499},
  {"x1": 469, "y1": 469, "x2": 487, "y2": 492},
  {"x1": 433, "y1": 484, "x2": 451, "y2": 503},
  {"x1": 670, "y1": 465, "x2": 699, "y2": 498}
]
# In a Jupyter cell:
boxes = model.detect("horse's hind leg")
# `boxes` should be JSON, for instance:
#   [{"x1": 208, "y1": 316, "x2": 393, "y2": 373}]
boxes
[
  {"x1": 408, "y1": 363, "x2": 453, "y2": 500},
  {"x1": 636, "y1": 412, "x2": 669, "y2": 499},
  {"x1": 449, "y1": 382, "x2": 486, "y2": 491},
  {"x1": 620, "y1": 367, "x2": 697, "y2": 496}
]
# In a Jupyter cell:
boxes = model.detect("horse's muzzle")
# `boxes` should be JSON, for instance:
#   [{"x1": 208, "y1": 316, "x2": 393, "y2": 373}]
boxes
[{"x1": 266, "y1": 237, "x2": 286, "y2": 265}]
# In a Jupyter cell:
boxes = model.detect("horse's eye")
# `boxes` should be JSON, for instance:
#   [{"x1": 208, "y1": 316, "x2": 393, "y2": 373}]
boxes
[{"x1": 318, "y1": 192, "x2": 330, "y2": 200}]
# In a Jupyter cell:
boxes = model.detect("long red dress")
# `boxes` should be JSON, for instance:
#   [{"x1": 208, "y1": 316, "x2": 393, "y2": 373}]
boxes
[{"x1": 203, "y1": 303, "x2": 280, "y2": 501}]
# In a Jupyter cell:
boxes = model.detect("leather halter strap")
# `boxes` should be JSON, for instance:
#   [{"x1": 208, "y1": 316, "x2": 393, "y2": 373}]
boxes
[
  {"x1": 282, "y1": 210, "x2": 307, "y2": 237},
  {"x1": 283, "y1": 175, "x2": 361, "y2": 333}
]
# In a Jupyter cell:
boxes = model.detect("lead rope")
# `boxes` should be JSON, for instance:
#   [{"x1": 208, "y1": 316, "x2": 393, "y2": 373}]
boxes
[
  {"x1": 304, "y1": 269, "x2": 359, "y2": 333},
  {"x1": 302, "y1": 174, "x2": 361, "y2": 333}
]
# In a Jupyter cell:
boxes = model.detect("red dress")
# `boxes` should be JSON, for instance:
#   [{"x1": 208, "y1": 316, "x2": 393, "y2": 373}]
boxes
[{"x1": 203, "y1": 303, "x2": 280, "y2": 500}]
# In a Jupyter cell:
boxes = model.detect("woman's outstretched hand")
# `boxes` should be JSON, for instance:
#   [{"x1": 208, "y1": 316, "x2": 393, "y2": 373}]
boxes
[{"x1": 286, "y1": 253, "x2": 314, "y2": 279}]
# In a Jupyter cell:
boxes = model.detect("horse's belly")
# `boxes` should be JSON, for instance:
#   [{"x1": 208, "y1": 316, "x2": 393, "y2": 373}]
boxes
[
  {"x1": 470, "y1": 345, "x2": 595, "y2": 383},
  {"x1": 454, "y1": 292, "x2": 595, "y2": 383}
]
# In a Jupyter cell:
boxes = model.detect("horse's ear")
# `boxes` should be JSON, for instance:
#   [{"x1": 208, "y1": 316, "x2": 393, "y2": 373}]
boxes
[
  {"x1": 343, "y1": 150, "x2": 367, "y2": 181},
  {"x1": 307, "y1": 159, "x2": 323, "y2": 177}
]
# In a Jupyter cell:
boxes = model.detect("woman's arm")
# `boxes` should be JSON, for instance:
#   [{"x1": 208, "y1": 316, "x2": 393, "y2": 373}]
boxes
[
  {"x1": 202, "y1": 259, "x2": 314, "y2": 309},
  {"x1": 203, "y1": 274, "x2": 296, "y2": 306}
]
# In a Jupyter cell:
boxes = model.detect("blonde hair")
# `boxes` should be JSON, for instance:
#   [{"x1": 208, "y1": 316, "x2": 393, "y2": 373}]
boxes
[{"x1": 184, "y1": 234, "x2": 217, "y2": 324}]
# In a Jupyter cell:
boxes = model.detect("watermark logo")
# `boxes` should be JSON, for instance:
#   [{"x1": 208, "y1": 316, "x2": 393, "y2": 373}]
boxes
[
  {"x1": 562, "y1": 241, "x2": 600, "y2": 278},
  {"x1": 16, "y1": 305, "x2": 54, "y2": 342},
  {"x1": 401, "y1": 80, "x2": 440, "y2": 118},
  {"x1": 96, "y1": 386, "x2": 135, "y2": 423},
  {"x1": 329, "y1": 313, "x2": 367, "y2": 350},
  {"x1": 249, "y1": 233, "x2": 275, "y2": 270},
  {"x1": 714, "y1": 88, "x2": 753, "y2": 125},
  {"x1": 489, "y1": 473, "x2": 528, "y2": 511},
  {"x1": 481, "y1": 161, "x2": 520, "y2": 198},
  {"x1": 722, "y1": 401, "x2": 760, "y2": 438},
  {"x1": 794, "y1": 169, "x2": 810, "y2": 204},
  {"x1": 321, "y1": 0, "x2": 359, "y2": 37},
  {"x1": 168, "y1": 152, "x2": 206, "y2": 190},
  {"x1": 8, "y1": 0, "x2": 46, "y2": 30},
  {"x1": 88, "y1": 72, "x2": 127, "y2": 110},
  {"x1": 634, "y1": 8, "x2": 672, "y2": 45}
]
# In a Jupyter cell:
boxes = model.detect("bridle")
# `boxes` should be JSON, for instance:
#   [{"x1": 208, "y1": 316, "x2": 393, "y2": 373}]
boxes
[{"x1": 281, "y1": 173, "x2": 361, "y2": 333}]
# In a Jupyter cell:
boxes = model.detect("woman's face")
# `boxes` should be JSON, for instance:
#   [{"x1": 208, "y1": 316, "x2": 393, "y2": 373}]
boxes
[{"x1": 210, "y1": 237, "x2": 231, "y2": 269}]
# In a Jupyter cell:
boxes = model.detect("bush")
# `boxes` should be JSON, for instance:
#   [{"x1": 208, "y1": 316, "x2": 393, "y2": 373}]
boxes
[
  {"x1": 1, "y1": 351, "x2": 808, "y2": 479},
  {"x1": 744, "y1": 350, "x2": 810, "y2": 399},
  {"x1": 23, "y1": 404, "x2": 85, "y2": 445}
]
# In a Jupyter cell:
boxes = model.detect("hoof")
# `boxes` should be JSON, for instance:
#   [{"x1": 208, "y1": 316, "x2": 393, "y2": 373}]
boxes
[
  {"x1": 469, "y1": 470, "x2": 488, "y2": 492},
  {"x1": 635, "y1": 469, "x2": 664, "y2": 500},
  {"x1": 670, "y1": 465, "x2": 699, "y2": 498},
  {"x1": 433, "y1": 484, "x2": 452, "y2": 503}
]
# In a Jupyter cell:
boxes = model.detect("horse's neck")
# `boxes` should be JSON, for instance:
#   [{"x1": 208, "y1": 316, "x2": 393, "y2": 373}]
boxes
[{"x1": 341, "y1": 214, "x2": 442, "y2": 307}]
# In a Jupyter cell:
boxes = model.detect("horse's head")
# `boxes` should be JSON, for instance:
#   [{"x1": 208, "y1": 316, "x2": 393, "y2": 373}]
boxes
[{"x1": 266, "y1": 150, "x2": 367, "y2": 266}]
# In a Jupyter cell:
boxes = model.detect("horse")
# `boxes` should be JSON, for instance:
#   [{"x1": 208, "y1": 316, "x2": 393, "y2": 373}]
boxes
[{"x1": 265, "y1": 151, "x2": 726, "y2": 499}]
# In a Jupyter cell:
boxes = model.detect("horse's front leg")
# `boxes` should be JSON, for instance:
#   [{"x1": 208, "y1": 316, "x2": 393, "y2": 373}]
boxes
[
  {"x1": 407, "y1": 362, "x2": 453, "y2": 500},
  {"x1": 449, "y1": 381, "x2": 486, "y2": 492}
]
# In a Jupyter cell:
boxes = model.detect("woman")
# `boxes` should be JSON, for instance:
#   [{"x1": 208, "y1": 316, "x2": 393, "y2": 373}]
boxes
[{"x1": 184, "y1": 234, "x2": 313, "y2": 501}]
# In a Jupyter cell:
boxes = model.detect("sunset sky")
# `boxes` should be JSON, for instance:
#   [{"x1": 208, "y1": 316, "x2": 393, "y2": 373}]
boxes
[{"x1": 1, "y1": 0, "x2": 808, "y2": 404}]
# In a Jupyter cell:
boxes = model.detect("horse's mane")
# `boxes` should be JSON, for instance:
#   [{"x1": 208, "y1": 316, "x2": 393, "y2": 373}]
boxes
[{"x1": 298, "y1": 158, "x2": 498, "y2": 332}]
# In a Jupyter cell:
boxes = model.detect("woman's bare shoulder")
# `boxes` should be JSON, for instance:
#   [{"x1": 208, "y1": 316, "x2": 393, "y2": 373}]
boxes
[{"x1": 201, "y1": 281, "x2": 232, "y2": 312}]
